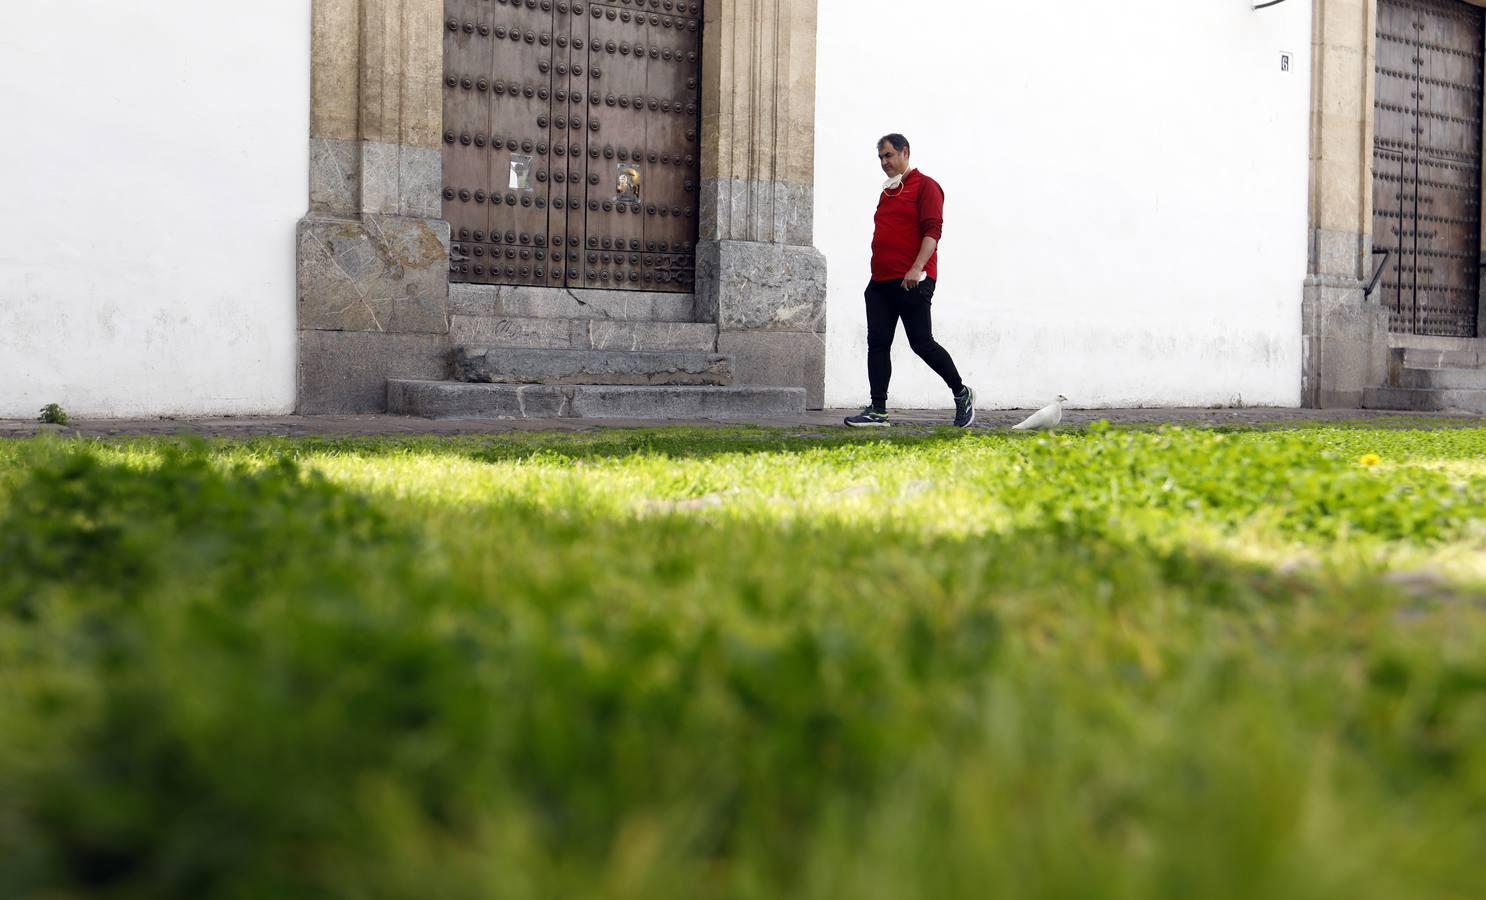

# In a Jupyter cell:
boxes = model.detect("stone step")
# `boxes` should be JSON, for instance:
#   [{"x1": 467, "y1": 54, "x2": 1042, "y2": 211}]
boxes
[
  {"x1": 449, "y1": 314, "x2": 717, "y2": 351},
  {"x1": 1390, "y1": 346, "x2": 1486, "y2": 370},
  {"x1": 449, "y1": 284, "x2": 696, "y2": 322},
  {"x1": 1388, "y1": 333, "x2": 1486, "y2": 353},
  {"x1": 1390, "y1": 365, "x2": 1486, "y2": 391},
  {"x1": 453, "y1": 348, "x2": 734, "y2": 386},
  {"x1": 388, "y1": 380, "x2": 806, "y2": 420},
  {"x1": 1364, "y1": 385, "x2": 1486, "y2": 414}
]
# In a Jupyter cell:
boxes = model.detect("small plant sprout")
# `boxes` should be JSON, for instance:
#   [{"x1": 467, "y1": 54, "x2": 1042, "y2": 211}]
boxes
[{"x1": 37, "y1": 403, "x2": 70, "y2": 425}]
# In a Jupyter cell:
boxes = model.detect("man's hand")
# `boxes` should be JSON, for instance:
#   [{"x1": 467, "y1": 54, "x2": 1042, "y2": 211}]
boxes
[{"x1": 902, "y1": 236, "x2": 936, "y2": 289}]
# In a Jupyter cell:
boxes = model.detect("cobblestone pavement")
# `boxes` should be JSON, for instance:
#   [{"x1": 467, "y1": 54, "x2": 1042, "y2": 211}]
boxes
[{"x1": 3, "y1": 407, "x2": 1482, "y2": 439}]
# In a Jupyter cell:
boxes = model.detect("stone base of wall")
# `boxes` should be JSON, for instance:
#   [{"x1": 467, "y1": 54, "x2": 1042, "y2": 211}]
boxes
[
  {"x1": 298, "y1": 230, "x2": 830, "y2": 412},
  {"x1": 296, "y1": 211, "x2": 452, "y2": 413},
  {"x1": 696, "y1": 239, "x2": 826, "y2": 409},
  {"x1": 695, "y1": 240, "x2": 826, "y2": 331},
  {"x1": 299, "y1": 330, "x2": 451, "y2": 414},
  {"x1": 718, "y1": 330, "x2": 825, "y2": 409},
  {"x1": 1301, "y1": 277, "x2": 1390, "y2": 409},
  {"x1": 297, "y1": 214, "x2": 451, "y2": 333}
]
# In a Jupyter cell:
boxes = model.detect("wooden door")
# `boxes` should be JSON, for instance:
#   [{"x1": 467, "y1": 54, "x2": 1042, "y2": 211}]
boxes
[
  {"x1": 443, "y1": 0, "x2": 702, "y2": 292},
  {"x1": 1373, "y1": 0, "x2": 1483, "y2": 337}
]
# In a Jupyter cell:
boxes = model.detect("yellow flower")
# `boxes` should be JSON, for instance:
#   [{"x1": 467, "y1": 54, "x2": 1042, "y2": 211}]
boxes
[{"x1": 1359, "y1": 453, "x2": 1382, "y2": 467}]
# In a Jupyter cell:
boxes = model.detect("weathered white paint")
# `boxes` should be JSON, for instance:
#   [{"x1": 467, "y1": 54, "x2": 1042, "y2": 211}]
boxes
[
  {"x1": 815, "y1": 0, "x2": 1313, "y2": 409},
  {"x1": 0, "y1": 3, "x2": 309, "y2": 418}
]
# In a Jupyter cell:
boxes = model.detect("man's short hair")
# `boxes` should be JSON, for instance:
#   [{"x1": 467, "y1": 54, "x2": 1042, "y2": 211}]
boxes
[{"x1": 877, "y1": 133, "x2": 910, "y2": 153}]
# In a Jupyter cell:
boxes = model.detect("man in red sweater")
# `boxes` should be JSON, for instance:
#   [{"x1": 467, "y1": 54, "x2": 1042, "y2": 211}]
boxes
[{"x1": 844, "y1": 134, "x2": 975, "y2": 428}]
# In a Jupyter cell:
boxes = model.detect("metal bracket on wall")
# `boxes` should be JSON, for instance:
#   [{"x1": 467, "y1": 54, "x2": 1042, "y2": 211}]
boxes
[{"x1": 1364, "y1": 247, "x2": 1393, "y2": 299}]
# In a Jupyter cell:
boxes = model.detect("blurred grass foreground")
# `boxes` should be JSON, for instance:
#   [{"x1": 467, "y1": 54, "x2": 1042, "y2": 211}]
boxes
[{"x1": 2, "y1": 423, "x2": 1486, "y2": 900}]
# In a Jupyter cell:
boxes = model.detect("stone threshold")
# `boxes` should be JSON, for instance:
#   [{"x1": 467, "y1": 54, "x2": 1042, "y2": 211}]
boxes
[{"x1": 1388, "y1": 332, "x2": 1486, "y2": 353}]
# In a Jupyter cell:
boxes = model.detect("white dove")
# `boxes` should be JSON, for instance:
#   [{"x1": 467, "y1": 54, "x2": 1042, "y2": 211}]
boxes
[{"x1": 1012, "y1": 395, "x2": 1067, "y2": 431}]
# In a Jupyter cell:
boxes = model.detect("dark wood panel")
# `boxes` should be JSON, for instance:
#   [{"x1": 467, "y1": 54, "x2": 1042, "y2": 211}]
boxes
[
  {"x1": 443, "y1": 0, "x2": 701, "y2": 292},
  {"x1": 1374, "y1": 0, "x2": 1482, "y2": 337}
]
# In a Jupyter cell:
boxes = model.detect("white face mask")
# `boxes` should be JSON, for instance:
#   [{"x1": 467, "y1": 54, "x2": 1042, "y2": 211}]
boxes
[{"x1": 881, "y1": 166, "x2": 914, "y2": 191}]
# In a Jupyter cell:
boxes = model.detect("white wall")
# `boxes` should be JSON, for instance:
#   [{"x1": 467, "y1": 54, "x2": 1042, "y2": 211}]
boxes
[
  {"x1": 815, "y1": 0, "x2": 1313, "y2": 409},
  {"x1": 0, "y1": 2, "x2": 310, "y2": 418}
]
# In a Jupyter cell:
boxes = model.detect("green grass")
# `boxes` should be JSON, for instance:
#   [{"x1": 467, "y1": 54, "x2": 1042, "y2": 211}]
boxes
[{"x1": 1, "y1": 424, "x2": 1485, "y2": 900}]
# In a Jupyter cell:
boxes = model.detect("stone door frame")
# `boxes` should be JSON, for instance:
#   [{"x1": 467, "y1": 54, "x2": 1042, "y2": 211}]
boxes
[
  {"x1": 1306, "y1": 0, "x2": 1486, "y2": 407},
  {"x1": 296, "y1": 0, "x2": 828, "y2": 413}
]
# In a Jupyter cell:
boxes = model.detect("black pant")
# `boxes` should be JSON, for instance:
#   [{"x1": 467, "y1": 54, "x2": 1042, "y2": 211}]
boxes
[{"x1": 865, "y1": 278, "x2": 964, "y2": 409}]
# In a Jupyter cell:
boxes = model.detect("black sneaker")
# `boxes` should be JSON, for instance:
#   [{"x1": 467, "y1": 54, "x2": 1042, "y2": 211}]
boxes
[
  {"x1": 953, "y1": 386, "x2": 976, "y2": 428},
  {"x1": 844, "y1": 407, "x2": 890, "y2": 427}
]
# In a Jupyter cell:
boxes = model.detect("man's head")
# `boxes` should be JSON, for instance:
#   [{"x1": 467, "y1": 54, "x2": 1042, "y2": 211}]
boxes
[{"x1": 877, "y1": 134, "x2": 911, "y2": 177}]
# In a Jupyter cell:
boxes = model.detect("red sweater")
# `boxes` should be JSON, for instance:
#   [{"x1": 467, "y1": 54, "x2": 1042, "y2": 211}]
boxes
[{"x1": 871, "y1": 169, "x2": 945, "y2": 281}]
